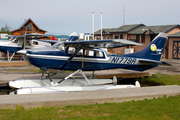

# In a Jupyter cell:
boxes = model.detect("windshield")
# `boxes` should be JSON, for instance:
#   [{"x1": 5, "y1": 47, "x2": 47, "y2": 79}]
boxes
[
  {"x1": 106, "y1": 51, "x2": 112, "y2": 56},
  {"x1": 52, "y1": 42, "x2": 62, "y2": 48},
  {"x1": 9, "y1": 37, "x2": 16, "y2": 41}
]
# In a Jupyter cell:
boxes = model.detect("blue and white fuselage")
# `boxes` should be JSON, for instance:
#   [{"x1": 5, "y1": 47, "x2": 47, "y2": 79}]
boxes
[
  {"x1": 26, "y1": 32, "x2": 170, "y2": 72},
  {"x1": 0, "y1": 32, "x2": 80, "y2": 61},
  {"x1": 0, "y1": 39, "x2": 22, "y2": 53}
]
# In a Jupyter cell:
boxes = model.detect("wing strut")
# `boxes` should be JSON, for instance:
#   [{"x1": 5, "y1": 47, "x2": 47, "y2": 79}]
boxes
[{"x1": 60, "y1": 45, "x2": 82, "y2": 69}]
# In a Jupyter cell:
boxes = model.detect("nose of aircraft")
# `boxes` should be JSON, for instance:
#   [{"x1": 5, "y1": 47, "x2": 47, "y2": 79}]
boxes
[{"x1": 17, "y1": 49, "x2": 27, "y2": 54}]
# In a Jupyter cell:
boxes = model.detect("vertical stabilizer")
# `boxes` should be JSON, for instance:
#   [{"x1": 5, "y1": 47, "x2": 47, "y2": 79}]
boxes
[
  {"x1": 126, "y1": 32, "x2": 168, "y2": 61},
  {"x1": 66, "y1": 32, "x2": 79, "y2": 41}
]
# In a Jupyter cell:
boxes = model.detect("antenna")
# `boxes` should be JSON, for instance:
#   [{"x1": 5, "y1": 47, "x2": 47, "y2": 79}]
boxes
[{"x1": 123, "y1": 6, "x2": 125, "y2": 25}]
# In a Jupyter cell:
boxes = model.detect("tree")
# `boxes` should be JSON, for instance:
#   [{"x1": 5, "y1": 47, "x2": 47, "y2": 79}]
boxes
[{"x1": 0, "y1": 23, "x2": 12, "y2": 34}]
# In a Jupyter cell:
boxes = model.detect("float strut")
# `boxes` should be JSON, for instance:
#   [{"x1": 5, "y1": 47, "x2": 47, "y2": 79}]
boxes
[
  {"x1": 54, "y1": 69, "x2": 91, "y2": 86},
  {"x1": 47, "y1": 71, "x2": 54, "y2": 86}
]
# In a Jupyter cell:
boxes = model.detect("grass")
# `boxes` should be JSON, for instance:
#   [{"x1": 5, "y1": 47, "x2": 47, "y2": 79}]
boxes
[
  {"x1": 2, "y1": 68, "x2": 42, "y2": 73},
  {"x1": 2, "y1": 68, "x2": 61, "y2": 74},
  {"x1": 136, "y1": 73, "x2": 180, "y2": 86},
  {"x1": 0, "y1": 95, "x2": 180, "y2": 120}
]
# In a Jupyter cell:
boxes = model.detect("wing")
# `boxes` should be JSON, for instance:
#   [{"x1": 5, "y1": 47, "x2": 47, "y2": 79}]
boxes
[
  {"x1": 37, "y1": 39, "x2": 58, "y2": 45},
  {"x1": 6, "y1": 33, "x2": 48, "y2": 39},
  {"x1": 7, "y1": 34, "x2": 57, "y2": 45},
  {"x1": 21, "y1": 33, "x2": 49, "y2": 39},
  {"x1": 53, "y1": 39, "x2": 142, "y2": 49},
  {"x1": 6, "y1": 35, "x2": 18, "y2": 38}
]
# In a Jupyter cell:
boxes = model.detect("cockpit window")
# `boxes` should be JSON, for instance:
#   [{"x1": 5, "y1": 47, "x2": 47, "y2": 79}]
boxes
[
  {"x1": 11, "y1": 38, "x2": 18, "y2": 43},
  {"x1": 106, "y1": 51, "x2": 112, "y2": 56},
  {"x1": 9, "y1": 37, "x2": 15, "y2": 41},
  {"x1": 68, "y1": 47, "x2": 75, "y2": 54},
  {"x1": 52, "y1": 42, "x2": 61, "y2": 48}
]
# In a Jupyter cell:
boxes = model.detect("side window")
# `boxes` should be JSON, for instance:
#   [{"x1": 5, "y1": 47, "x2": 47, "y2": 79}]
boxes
[
  {"x1": 27, "y1": 23, "x2": 32, "y2": 31},
  {"x1": 33, "y1": 41, "x2": 38, "y2": 45},
  {"x1": 136, "y1": 35, "x2": 140, "y2": 43},
  {"x1": 96, "y1": 51, "x2": 103, "y2": 57},
  {"x1": 68, "y1": 47, "x2": 75, "y2": 54},
  {"x1": 120, "y1": 34, "x2": 123, "y2": 39},
  {"x1": 114, "y1": 35, "x2": 119, "y2": 39},
  {"x1": 77, "y1": 49, "x2": 83, "y2": 55},
  {"x1": 26, "y1": 41, "x2": 31, "y2": 46},
  {"x1": 67, "y1": 48, "x2": 83, "y2": 55},
  {"x1": 141, "y1": 34, "x2": 145, "y2": 43},
  {"x1": 85, "y1": 50, "x2": 94, "y2": 57}
]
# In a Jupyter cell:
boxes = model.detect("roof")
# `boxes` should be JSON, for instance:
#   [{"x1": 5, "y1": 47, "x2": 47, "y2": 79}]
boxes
[
  {"x1": 113, "y1": 24, "x2": 145, "y2": 33},
  {"x1": 94, "y1": 24, "x2": 145, "y2": 35},
  {"x1": 129, "y1": 24, "x2": 180, "y2": 34},
  {"x1": 11, "y1": 18, "x2": 47, "y2": 33},
  {"x1": 94, "y1": 28, "x2": 115, "y2": 35},
  {"x1": 168, "y1": 31, "x2": 180, "y2": 37},
  {"x1": 94, "y1": 24, "x2": 180, "y2": 35}
]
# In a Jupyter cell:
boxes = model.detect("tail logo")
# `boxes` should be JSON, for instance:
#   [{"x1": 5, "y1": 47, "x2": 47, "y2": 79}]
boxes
[
  {"x1": 150, "y1": 44, "x2": 163, "y2": 55},
  {"x1": 150, "y1": 44, "x2": 157, "y2": 51}
]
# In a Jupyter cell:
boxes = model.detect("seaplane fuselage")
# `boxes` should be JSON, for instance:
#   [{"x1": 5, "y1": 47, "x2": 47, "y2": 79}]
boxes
[{"x1": 26, "y1": 32, "x2": 170, "y2": 72}]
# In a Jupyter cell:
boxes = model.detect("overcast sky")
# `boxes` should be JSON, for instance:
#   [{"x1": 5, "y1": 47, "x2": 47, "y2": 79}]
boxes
[{"x1": 0, "y1": 0, "x2": 180, "y2": 35}]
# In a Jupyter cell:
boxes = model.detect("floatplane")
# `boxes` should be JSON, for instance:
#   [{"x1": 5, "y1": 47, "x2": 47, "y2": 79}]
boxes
[
  {"x1": 0, "y1": 32, "x2": 78, "y2": 61},
  {"x1": 9, "y1": 32, "x2": 171, "y2": 94}
]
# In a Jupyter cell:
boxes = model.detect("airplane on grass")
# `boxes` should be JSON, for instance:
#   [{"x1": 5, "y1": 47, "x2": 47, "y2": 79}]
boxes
[
  {"x1": 20, "y1": 32, "x2": 170, "y2": 87},
  {"x1": 0, "y1": 32, "x2": 78, "y2": 61}
]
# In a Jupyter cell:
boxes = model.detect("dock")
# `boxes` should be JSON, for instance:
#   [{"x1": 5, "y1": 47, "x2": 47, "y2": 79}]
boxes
[
  {"x1": 0, "y1": 61, "x2": 30, "y2": 67},
  {"x1": 0, "y1": 85, "x2": 179, "y2": 109},
  {"x1": 94, "y1": 69, "x2": 149, "y2": 79}
]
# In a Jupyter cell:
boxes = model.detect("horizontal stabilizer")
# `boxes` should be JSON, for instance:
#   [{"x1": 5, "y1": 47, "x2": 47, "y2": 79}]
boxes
[
  {"x1": 160, "y1": 61, "x2": 172, "y2": 66},
  {"x1": 139, "y1": 59, "x2": 172, "y2": 66}
]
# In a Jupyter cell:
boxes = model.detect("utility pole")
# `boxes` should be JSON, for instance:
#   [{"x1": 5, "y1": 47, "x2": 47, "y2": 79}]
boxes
[
  {"x1": 101, "y1": 12, "x2": 103, "y2": 40},
  {"x1": 92, "y1": 12, "x2": 94, "y2": 40}
]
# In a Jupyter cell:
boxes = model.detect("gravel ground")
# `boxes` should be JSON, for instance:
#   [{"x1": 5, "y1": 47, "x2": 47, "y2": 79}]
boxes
[{"x1": 146, "y1": 59, "x2": 180, "y2": 75}]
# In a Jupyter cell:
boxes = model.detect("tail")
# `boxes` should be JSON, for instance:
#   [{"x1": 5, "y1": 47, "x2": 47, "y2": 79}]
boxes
[
  {"x1": 126, "y1": 32, "x2": 168, "y2": 61},
  {"x1": 66, "y1": 32, "x2": 79, "y2": 41}
]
